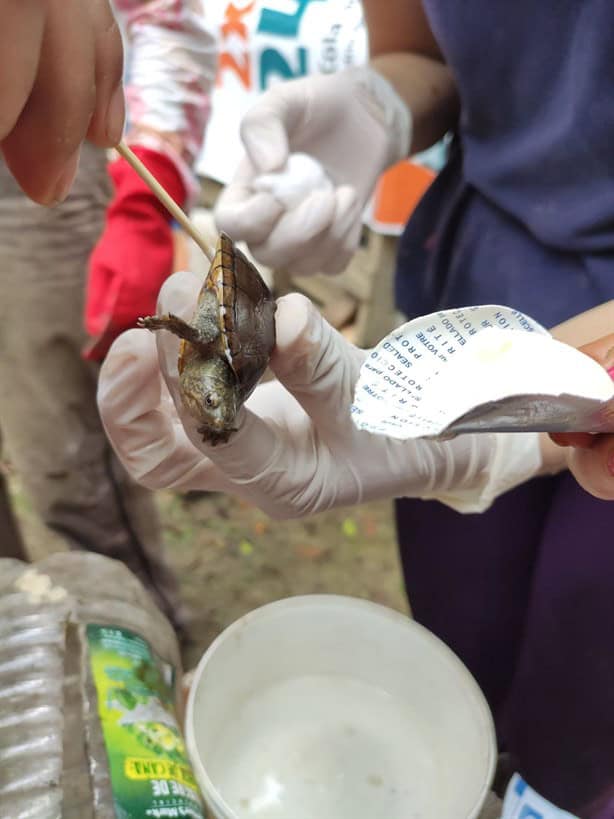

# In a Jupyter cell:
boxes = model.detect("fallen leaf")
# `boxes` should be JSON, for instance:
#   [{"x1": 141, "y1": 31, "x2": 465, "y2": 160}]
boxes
[
  {"x1": 253, "y1": 520, "x2": 269, "y2": 536},
  {"x1": 342, "y1": 518, "x2": 358, "y2": 538}
]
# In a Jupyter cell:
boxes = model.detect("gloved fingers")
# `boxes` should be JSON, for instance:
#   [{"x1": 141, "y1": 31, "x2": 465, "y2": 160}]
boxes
[
  {"x1": 148, "y1": 279, "x2": 329, "y2": 515},
  {"x1": 150, "y1": 275, "x2": 364, "y2": 516},
  {"x1": 251, "y1": 152, "x2": 333, "y2": 210},
  {"x1": 248, "y1": 188, "x2": 337, "y2": 269},
  {"x1": 156, "y1": 269, "x2": 202, "y2": 315},
  {"x1": 269, "y1": 293, "x2": 367, "y2": 440},
  {"x1": 244, "y1": 379, "x2": 308, "y2": 430},
  {"x1": 98, "y1": 328, "x2": 231, "y2": 494},
  {"x1": 239, "y1": 86, "x2": 300, "y2": 173},
  {"x1": 286, "y1": 185, "x2": 362, "y2": 276},
  {"x1": 150, "y1": 343, "x2": 305, "y2": 517},
  {"x1": 214, "y1": 157, "x2": 285, "y2": 246},
  {"x1": 327, "y1": 185, "x2": 367, "y2": 265},
  {"x1": 153, "y1": 270, "x2": 202, "y2": 410}
]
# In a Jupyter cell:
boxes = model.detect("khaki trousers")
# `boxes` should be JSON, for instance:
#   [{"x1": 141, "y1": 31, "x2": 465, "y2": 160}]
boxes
[{"x1": 0, "y1": 144, "x2": 183, "y2": 626}]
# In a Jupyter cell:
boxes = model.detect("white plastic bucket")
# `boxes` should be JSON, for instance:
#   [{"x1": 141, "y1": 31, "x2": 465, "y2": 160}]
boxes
[{"x1": 186, "y1": 595, "x2": 496, "y2": 819}]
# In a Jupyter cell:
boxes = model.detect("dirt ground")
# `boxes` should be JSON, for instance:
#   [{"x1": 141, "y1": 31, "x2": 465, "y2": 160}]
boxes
[{"x1": 8, "y1": 475, "x2": 409, "y2": 670}]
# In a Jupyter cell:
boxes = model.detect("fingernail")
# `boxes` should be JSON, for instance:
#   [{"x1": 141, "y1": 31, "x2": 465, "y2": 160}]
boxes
[
  {"x1": 106, "y1": 84, "x2": 126, "y2": 145},
  {"x1": 50, "y1": 148, "x2": 81, "y2": 204},
  {"x1": 607, "y1": 365, "x2": 614, "y2": 381}
]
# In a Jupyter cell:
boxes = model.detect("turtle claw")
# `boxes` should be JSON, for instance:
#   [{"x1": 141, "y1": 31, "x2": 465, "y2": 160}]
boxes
[
  {"x1": 137, "y1": 313, "x2": 215, "y2": 349},
  {"x1": 196, "y1": 425, "x2": 237, "y2": 446},
  {"x1": 137, "y1": 315, "x2": 174, "y2": 332}
]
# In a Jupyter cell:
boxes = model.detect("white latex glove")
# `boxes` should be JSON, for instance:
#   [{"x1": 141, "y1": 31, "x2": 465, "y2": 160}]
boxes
[
  {"x1": 251, "y1": 152, "x2": 334, "y2": 209},
  {"x1": 214, "y1": 66, "x2": 412, "y2": 276},
  {"x1": 98, "y1": 271, "x2": 543, "y2": 519}
]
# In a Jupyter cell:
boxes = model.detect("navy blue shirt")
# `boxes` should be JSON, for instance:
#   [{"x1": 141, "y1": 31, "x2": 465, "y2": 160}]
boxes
[
  {"x1": 393, "y1": 5, "x2": 614, "y2": 813},
  {"x1": 396, "y1": 0, "x2": 614, "y2": 327}
]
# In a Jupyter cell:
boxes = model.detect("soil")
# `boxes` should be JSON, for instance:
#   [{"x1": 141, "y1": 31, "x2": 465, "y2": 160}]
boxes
[{"x1": 8, "y1": 476, "x2": 408, "y2": 671}]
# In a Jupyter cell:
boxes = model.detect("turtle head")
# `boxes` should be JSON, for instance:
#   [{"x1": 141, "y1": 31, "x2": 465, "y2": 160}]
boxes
[{"x1": 179, "y1": 356, "x2": 239, "y2": 444}]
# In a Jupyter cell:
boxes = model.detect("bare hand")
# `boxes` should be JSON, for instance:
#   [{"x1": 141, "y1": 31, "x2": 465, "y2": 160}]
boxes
[
  {"x1": 550, "y1": 334, "x2": 614, "y2": 500},
  {"x1": 0, "y1": 0, "x2": 125, "y2": 204}
]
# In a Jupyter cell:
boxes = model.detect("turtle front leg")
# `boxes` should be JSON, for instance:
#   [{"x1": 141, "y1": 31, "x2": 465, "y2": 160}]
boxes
[{"x1": 137, "y1": 313, "x2": 218, "y2": 349}]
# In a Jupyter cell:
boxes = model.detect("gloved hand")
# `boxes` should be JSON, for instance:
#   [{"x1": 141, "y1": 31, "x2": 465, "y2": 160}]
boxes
[
  {"x1": 98, "y1": 271, "x2": 543, "y2": 518},
  {"x1": 83, "y1": 145, "x2": 186, "y2": 361},
  {"x1": 214, "y1": 66, "x2": 412, "y2": 275},
  {"x1": 551, "y1": 334, "x2": 614, "y2": 501}
]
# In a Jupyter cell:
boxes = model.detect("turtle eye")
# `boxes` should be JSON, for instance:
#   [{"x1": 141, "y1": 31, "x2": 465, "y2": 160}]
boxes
[{"x1": 205, "y1": 393, "x2": 219, "y2": 409}]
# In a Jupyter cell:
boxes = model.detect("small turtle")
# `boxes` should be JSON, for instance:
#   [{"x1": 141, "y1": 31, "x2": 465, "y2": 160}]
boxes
[{"x1": 138, "y1": 232, "x2": 276, "y2": 445}]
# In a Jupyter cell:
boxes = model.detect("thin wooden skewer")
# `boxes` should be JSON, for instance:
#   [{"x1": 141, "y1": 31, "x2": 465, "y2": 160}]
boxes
[{"x1": 116, "y1": 141, "x2": 215, "y2": 262}]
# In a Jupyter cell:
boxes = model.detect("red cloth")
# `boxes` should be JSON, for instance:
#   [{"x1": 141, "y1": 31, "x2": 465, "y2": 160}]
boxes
[{"x1": 83, "y1": 146, "x2": 186, "y2": 361}]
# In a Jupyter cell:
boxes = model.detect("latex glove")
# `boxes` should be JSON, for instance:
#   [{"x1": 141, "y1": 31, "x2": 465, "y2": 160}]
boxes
[
  {"x1": 1, "y1": 0, "x2": 124, "y2": 205},
  {"x1": 214, "y1": 66, "x2": 412, "y2": 275},
  {"x1": 84, "y1": 146, "x2": 186, "y2": 361},
  {"x1": 251, "y1": 152, "x2": 334, "y2": 209},
  {"x1": 98, "y1": 271, "x2": 543, "y2": 519},
  {"x1": 551, "y1": 334, "x2": 614, "y2": 501}
]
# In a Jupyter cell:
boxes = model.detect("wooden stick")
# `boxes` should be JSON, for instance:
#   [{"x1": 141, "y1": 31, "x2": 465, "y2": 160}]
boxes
[{"x1": 116, "y1": 141, "x2": 215, "y2": 262}]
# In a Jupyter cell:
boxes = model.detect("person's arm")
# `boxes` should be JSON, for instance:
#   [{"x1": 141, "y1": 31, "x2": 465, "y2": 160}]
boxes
[
  {"x1": 549, "y1": 300, "x2": 614, "y2": 348},
  {"x1": 116, "y1": 0, "x2": 217, "y2": 199},
  {"x1": 96, "y1": 271, "x2": 543, "y2": 518},
  {"x1": 363, "y1": 0, "x2": 459, "y2": 152},
  {"x1": 215, "y1": 0, "x2": 459, "y2": 273},
  {"x1": 97, "y1": 277, "x2": 614, "y2": 516},
  {"x1": 84, "y1": 0, "x2": 218, "y2": 361}
]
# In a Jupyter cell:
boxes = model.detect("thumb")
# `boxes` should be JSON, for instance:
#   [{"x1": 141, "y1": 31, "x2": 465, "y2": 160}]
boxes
[
  {"x1": 214, "y1": 156, "x2": 285, "y2": 245},
  {"x1": 239, "y1": 83, "x2": 304, "y2": 173},
  {"x1": 550, "y1": 333, "x2": 614, "y2": 449},
  {"x1": 576, "y1": 332, "x2": 614, "y2": 367},
  {"x1": 567, "y1": 438, "x2": 614, "y2": 501}
]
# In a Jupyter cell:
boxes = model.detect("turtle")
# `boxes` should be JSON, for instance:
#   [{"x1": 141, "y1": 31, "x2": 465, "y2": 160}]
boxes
[{"x1": 138, "y1": 232, "x2": 277, "y2": 445}]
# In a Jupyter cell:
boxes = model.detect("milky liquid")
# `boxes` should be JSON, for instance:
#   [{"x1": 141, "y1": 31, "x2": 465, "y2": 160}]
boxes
[{"x1": 205, "y1": 675, "x2": 439, "y2": 819}]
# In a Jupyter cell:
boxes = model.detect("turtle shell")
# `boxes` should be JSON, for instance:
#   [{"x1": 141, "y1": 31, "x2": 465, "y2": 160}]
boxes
[{"x1": 201, "y1": 232, "x2": 277, "y2": 402}]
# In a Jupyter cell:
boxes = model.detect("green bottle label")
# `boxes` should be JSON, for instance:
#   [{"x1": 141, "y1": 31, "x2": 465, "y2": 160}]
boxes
[{"x1": 86, "y1": 624, "x2": 206, "y2": 819}]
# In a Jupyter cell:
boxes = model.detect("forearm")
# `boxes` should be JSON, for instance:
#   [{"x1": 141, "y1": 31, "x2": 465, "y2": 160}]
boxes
[
  {"x1": 363, "y1": 0, "x2": 459, "y2": 153},
  {"x1": 370, "y1": 53, "x2": 458, "y2": 153},
  {"x1": 550, "y1": 300, "x2": 614, "y2": 348},
  {"x1": 115, "y1": 0, "x2": 217, "y2": 168}
]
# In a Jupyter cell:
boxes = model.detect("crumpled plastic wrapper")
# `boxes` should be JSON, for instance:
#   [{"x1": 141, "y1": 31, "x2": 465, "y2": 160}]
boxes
[{"x1": 0, "y1": 553, "x2": 181, "y2": 819}]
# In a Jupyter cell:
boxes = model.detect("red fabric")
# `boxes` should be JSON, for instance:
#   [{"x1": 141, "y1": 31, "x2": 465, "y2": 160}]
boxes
[{"x1": 83, "y1": 146, "x2": 187, "y2": 361}]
